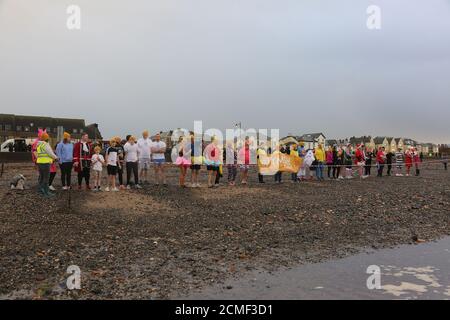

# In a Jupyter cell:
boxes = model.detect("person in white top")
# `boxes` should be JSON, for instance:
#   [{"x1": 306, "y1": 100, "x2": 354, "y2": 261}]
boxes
[
  {"x1": 91, "y1": 146, "x2": 105, "y2": 191},
  {"x1": 151, "y1": 133, "x2": 167, "y2": 185},
  {"x1": 137, "y1": 130, "x2": 152, "y2": 183},
  {"x1": 124, "y1": 135, "x2": 141, "y2": 189}
]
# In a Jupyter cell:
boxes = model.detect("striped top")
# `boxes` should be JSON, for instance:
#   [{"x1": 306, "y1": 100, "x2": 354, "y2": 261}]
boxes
[{"x1": 395, "y1": 152, "x2": 404, "y2": 164}]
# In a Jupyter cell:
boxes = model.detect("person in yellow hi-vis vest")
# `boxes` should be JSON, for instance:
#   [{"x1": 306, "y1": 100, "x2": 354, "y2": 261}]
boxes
[{"x1": 34, "y1": 132, "x2": 58, "y2": 197}]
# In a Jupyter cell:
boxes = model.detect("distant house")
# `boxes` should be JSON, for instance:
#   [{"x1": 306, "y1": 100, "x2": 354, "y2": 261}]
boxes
[
  {"x1": 403, "y1": 138, "x2": 418, "y2": 150},
  {"x1": 349, "y1": 136, "x2": 375, "y2": 150},
  {"x1": 279, "y1": 135, "x2": 299, "y2": 146},
  {"x1": 419, "y1": 143, "x2": 439, "y2": 155},
  {"x1": 0, "y1": 113, "x2": 102, "y2": 144},
  {"x1": 394, "y1": 138, "x2": 404, "y2": 151},
  {"x1": 326, "y1": 139, "x2": 338, "y2": 147},
  {"x1": 374, "y1": 137, "x2": 390, "y2": 151},
  {"x1": 298, "y1": 133, "x2": 326, "y2": 150}
]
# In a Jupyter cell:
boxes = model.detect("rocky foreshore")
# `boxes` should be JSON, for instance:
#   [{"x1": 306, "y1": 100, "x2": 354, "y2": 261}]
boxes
[{"x1": 0, "y1": 163, "x2": 449, "y2": 299}]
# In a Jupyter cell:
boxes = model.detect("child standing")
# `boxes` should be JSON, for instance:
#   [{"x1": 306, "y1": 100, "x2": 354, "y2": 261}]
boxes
[
  {"x1": 91, "y1": 146, "x2": 105, "y2": 191},
  {"x1": 105, "y1": 138, "x2": 119, "y2": 192},
  {"x1": 49, "y1": 159, "x2": 57, "y2": 191}
]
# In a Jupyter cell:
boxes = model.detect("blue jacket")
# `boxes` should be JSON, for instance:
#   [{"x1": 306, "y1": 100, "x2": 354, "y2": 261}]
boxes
[{"x1": 56, "y1": 141, "x2": 74, "y2": 163}]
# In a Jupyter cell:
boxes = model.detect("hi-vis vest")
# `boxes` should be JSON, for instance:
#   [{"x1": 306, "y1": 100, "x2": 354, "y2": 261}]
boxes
[{"x1": 36, "y1": 142, "x2": 53, "y2": 164}]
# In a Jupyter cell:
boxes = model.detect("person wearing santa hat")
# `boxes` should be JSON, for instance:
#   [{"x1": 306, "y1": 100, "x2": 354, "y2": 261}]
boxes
[{"x1": 355, "y1": 144, "x2": 368, "y2": 179}]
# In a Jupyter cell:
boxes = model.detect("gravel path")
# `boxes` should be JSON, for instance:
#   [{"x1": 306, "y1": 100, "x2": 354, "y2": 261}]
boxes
[{"x1": 0, "y1": 163, "x2": 449, "y2": 299}]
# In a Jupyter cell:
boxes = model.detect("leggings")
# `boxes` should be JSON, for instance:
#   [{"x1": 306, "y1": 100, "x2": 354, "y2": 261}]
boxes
[
  {"x1": 274, "y1": 171, "x2": 282, "y2": 182},
  {"x1": 77, "y1": 166, "x2": 90, "y2": 186},
  {"x1": 327, "y1": 165, "x2": 333, "y2": 178},
  {"x1": 117, "y1": 165, "x2": 124, "y2": 185},
  {"x1": 377, "y1": 164, "x2": 384, "y2": 177},
  {"x1": 365, "y1": 164, "x2": 371, "y2": 176},
  {"x1": 215, "y1": 170, "x2": 222, "y2": 184},
  {"x1": 333, "y1": 165, "x2": 341, "y2": 178},
  {"x1": 258, "y1": 173, "x2": 264, "y2": 182},
  {"x1": 60, "y1": 162, "x2": 73, "y2": 187},
  {"x1": 126, "y1": 162, "x2": 139, "y2": 185},
  {"x1": 227, "y1": 165, "x2": 237, "y2": 182},
  {"x1": 387, "y1": 164, "x2": 392, "y2": 176},
  {"x1": 49, "y1": 172, "x2": 56, "y2": 186}
]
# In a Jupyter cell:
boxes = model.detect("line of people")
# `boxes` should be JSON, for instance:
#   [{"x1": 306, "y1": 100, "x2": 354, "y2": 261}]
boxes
[
  {"x1": 32, "y1": 129, "x2": 442, "y2": 196},
  {"x1": 33, "y1": 130, "x2": 167, "y2": 196}
]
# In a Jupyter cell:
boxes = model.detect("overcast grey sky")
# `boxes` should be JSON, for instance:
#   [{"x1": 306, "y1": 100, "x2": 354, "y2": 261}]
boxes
[{"x1": 0, "y1": 0, "x2": 449, "y2": 143}]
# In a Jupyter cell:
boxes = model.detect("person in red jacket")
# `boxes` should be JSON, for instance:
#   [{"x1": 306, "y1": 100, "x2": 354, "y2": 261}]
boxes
[
  {"x1": 73, "y1": 133, "x2": 93, "y2": 189},
  {"x1": 376, "y1": 146, "x2": 386, "y2": 177},
  {"x1": 355, "y1": 144, "x2": 367, "y2": 178},
  {"x1": 405, "y1": 148, "x2": 413, "y2": 176}
]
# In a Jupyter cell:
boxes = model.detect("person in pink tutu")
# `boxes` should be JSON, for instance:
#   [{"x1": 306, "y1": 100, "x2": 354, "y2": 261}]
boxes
[{"x1": 174, "y1": 136, "x2": 192, "y2": 187}]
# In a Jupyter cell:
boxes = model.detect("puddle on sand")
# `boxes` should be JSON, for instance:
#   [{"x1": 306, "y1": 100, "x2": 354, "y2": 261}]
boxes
[{"x1": 182, "y1": 237, "x2": 450, "y2": 300}]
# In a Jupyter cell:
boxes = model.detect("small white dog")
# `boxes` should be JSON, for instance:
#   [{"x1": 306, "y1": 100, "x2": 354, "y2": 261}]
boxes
[{"x1": 10, "y1": 174, "x2": 26, "y2": 190}]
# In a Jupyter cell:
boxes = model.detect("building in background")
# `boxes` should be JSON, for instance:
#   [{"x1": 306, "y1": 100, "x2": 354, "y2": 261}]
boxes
[
  {"x1": 374, "y1": 137, "x2": 390, "y2": 151},
  {"x1": 349, "y1": 136, "x2": 375, "y2": 150},
  {"x1": 0, "y1": 114, "x2": 102, "y2": 145},
  {"x1": 298, "y1": 133, "x2": 326, "y2": 150}
]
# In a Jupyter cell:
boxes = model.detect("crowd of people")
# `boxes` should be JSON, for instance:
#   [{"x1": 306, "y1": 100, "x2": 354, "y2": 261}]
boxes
[{"x1": 31, "y1": 129, "x2": 448, "y2": 197}]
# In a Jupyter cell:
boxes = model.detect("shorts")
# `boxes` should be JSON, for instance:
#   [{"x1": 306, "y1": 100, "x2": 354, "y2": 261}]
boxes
[
  {"x1": 139, "y1": 158, "x2": 151, "y2": 171},
  {"x1": 107, "y1": 165, "x2": 118, "y2": 175},
  {"x1": 207, "y1": 165, "x2": 219, "y2": 171},
  {"x1": 153, "y1": 158, "x2": 165, "y2": 165},
  {"x1": 190, "y1": 164, "x2": 201, "y2": 171}
]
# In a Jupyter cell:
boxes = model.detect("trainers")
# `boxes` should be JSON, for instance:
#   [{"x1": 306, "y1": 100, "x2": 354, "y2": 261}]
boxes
[
  {"x1": 126, "y1": 185, "x2": 131, "y2": 190},
  {"x1": 105, "y1": 187, "x2": 110, "y2": 192},
  {"x1": 112, "y1": 187, "x2": 119, "y2": 192},
  {"x1": 49, "y1": 185, "x2": 56, "y2": 191},
  {"x1": 135, "y1": 184, "x2": 142, "y2": 189}
]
